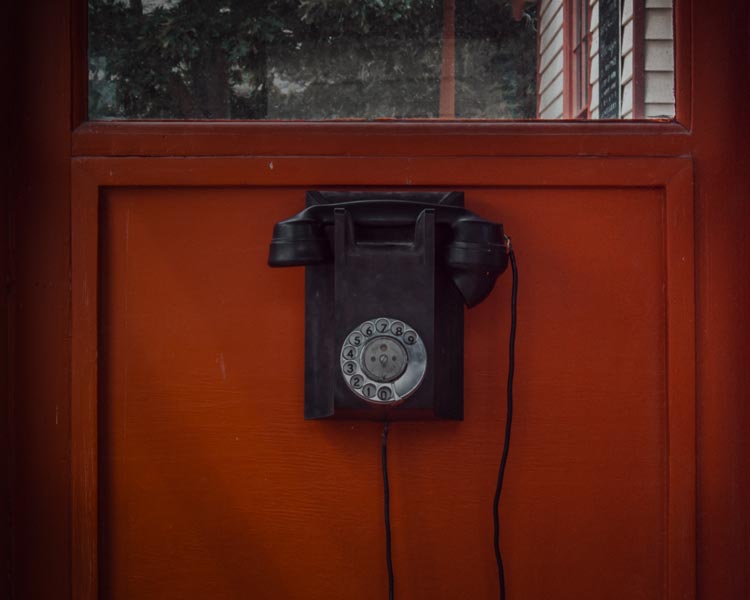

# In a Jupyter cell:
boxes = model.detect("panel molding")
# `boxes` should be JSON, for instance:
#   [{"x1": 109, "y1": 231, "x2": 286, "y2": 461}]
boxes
[{"x1": 71, "y1": 155, "x2": 695, "y2": 600}]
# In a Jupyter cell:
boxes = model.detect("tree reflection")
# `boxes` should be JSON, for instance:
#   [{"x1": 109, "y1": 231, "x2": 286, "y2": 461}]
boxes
[{"x1": 89, "y1": 0, "x2": 537, "y2": 120}]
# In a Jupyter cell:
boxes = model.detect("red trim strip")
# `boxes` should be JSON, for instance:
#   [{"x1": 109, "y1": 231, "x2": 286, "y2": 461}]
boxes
[{"x1": 439, "y1": 0, "x2": 456, "y2": 118}]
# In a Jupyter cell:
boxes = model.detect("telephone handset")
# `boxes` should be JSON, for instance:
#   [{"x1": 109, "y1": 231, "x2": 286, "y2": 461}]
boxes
[{"x1": 269, "y1": 191, "x2": 508, "y2": 420}]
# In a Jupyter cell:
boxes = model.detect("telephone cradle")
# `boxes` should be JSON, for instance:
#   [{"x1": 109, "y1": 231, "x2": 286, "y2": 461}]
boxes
[{"x1": 268, "y1": 191, "x2": 508, "y2": 420}]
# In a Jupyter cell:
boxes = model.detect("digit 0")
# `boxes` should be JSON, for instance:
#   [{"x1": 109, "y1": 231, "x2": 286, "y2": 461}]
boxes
[{"x1": 377, "y1": 387, "x2": 392, "y2": 401}]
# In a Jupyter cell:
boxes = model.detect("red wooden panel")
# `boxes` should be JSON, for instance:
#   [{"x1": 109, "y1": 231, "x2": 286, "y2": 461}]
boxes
[
  {"x1": 94, "y1": 183, "x2": 670, "y2": 599},
  {"x1": 12, "y1": 2, "x2": 750, "y2": 600}
]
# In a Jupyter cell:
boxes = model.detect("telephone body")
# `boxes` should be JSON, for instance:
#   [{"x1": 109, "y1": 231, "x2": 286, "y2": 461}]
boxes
[{"x1": 268, "y1": 191, "x2": 508, "y2": 420}]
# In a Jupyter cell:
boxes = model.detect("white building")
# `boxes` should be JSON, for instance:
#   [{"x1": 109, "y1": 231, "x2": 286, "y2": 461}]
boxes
[{"x1": 535, "y1": 0, "x2": 675, "y2": 119}]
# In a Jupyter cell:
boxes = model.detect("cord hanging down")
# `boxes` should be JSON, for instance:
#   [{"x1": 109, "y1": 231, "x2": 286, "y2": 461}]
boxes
[
  {"x1": 382, "y1": 421, "x2": 394, "y2": 600},
  {"x1": 380, "y1": 243, "x2": 517, "y2": 600},
  {"x1": 493, "y1": 241, "x2": 518, "y2": 600}
]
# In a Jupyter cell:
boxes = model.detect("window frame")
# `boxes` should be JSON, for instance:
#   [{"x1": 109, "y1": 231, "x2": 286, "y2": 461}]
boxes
[
  {"x1": 564, "y1": 0, "x2": 593, "y2": 119},
  {"x1": 71, "y1": 0, "x2": 691, "y2": 157}
]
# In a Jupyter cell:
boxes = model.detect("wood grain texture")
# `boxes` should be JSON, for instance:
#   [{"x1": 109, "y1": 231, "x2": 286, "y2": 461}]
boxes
[
  {"x1": 690, "y1": 2, "x2": 750, "y2": 598},
  {"x1": 71, "y1": 163, "x2": 100, "y2": 600},
  {"x1": 70, "y1": 155, "x2": 696, "y2": 599},
  {"x1": 9, "y1": 0, "x2": 72, "y2": 598},
  {"x1": 1, "y1": 6, "x2": 12, "y2": 595},
  {"x1": 71, "y1": 120, "x2": 691, "y2": 158},
  {"x1": 100, "y1": 185, "x2": 669, "y2": 599},
  {"x1": 9, "y1": 1, "x2": 750, "y2": 600}
]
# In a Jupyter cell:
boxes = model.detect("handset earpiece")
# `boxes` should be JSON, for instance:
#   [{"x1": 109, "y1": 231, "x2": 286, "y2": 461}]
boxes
[
  {"x1": 446, "y1": 216, "x2": 508, "y2": 307},
  {"x1": 268, "y1": 215, "x2": 330, "y2": 266}
]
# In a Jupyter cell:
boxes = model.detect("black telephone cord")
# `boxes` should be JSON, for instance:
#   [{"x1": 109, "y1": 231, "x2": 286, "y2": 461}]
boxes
[
  {"x1": 382, "y1": 420, "x2": 394, "y2": 600},
  {"x1": 381, "y1": 245, "x2": 517, "y2": 600},
  {"x1": 493, "y1": 244, "x2": 518, "y2": 600}
]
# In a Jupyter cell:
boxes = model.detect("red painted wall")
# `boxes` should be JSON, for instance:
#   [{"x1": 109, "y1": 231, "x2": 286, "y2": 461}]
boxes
[{"x1": 7, "y1": 1, "x2": 750, "y2": 598}]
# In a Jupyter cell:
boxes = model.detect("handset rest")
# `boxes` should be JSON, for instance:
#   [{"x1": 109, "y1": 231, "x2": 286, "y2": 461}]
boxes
[
  {"x1": 445, "y1": 217, "x2": 508, "y2": 307},
  {"x1": 268, "y1": 199, "x2": 508, "y2": 306}
]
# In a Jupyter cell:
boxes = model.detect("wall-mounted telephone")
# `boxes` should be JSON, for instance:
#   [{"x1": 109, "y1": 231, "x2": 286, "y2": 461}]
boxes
[
  {"x1": 268, "y1": 191, "x2": 508, "y2": 420},
  {"x1": 269, "y1": 191, "x2": 517, "y2": 599}
]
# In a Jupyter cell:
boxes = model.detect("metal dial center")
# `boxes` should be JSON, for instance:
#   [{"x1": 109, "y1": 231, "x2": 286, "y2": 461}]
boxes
[
  {"x1": 340, "y1": 317, "x2": 426, "y2": 405},
  {"x1": 361, "y1": 336, "x2": 408, "y2": 382}
]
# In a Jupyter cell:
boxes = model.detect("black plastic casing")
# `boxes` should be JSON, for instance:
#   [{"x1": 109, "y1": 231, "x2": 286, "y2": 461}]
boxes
[{"x1": 303, "y1": 191, "x2": 467, "y2": 420}]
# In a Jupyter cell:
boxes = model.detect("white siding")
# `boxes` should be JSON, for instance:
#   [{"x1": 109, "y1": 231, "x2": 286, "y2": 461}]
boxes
[
  {"x1": 537, "y1": 0, "x2": 674, "y2": 120},
  {"x1": 644, "y1": 102, "x2": 674, "y2": 117},
  {"x1": 589, "y1": 82, "x2": 600, "y2": 118},
  {"x1": 540, "y1": 4, "x2": 564, "y2": 53},
  {"x1": 645, "y1": 39, "x2": 673, "y2": 70},
  {"x1": 621, "y1": 52, "x2": 633, "y2": 83},
  {"x1": 541, "y1": 93, "x2": 565, "y2": 119},
  {"x1": 645, "y1": 8, "x2": 672, "y2": 37},
  {"x1": 621, "y1": 79, "x2": 633, "y2": 115},
  {"x1": 644, "y1": 71, "x2": 674, "y2": 102},
  {"x1": 537, "y1": 0, "x2": 565, "y2": 119},
  {"x1": 540, "y1": 31, "x2": 564, "y2": 72},
  {"x1": 644, "y1": 4, "x2": 675, "y2": 117},
  {"x1": 584, "y1": 0, "x2": 674, "y2": 119},
  {"x1": 540, "y1": 71, "x2": 564, "y2": 113},
  {"x1": 540, "y1": 49, "x2": 564, "y2": 92}
]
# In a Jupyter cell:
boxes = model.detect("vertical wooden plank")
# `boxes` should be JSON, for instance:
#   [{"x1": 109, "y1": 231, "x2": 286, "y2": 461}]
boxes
[
  {"x1": 1, "y1": 4, "x2": 16, "y2": 597},
  {"x1": 9, "y1": 0, "x2": 72, "y2": 598},
  {"x1": 71, "y1": 162, "x2": 100, "y2": 600},
  {"x1": 665, "y1": 164, "x2": 696, "y2": 600},
  {"x1": 692, "y1": 2, "x2": 750, "y2": 598},
  {"x1": 0, "y1": 6, "x2": 11, "y2": 594}
]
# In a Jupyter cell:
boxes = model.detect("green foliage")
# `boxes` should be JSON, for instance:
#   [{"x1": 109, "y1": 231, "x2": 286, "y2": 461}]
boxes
[
  {"x1": 455, "y1": 0, "x2": 538, "y2": 118},
  {"x1": 88, "y1": 0, "x2": 537, "y2": 119}
]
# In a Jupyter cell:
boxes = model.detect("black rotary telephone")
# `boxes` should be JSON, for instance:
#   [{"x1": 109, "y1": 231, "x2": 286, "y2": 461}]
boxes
[{"x1": 268, "y1": 191, "x2": 508, "y2": 420}]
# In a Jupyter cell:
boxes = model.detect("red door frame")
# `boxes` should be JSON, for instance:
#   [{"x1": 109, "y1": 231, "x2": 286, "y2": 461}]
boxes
[
  {"x1": 6, "y1": 0, "x2": 750, "y2": 598},
  {"x1": 72, "y1": 155, "x2": 696, "y2": 599}
]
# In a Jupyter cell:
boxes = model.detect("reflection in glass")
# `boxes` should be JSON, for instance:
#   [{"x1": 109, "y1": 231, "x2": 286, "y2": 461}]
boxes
[
  {"x1": 89, "y1": 0, "x2": 537, "y2": 119},
  {"x1": 88, "y1": 0, "x2": 674, "y2": 120},
  {"x1": 535, "y1": 0, "x2": 674, "y2": 119}
]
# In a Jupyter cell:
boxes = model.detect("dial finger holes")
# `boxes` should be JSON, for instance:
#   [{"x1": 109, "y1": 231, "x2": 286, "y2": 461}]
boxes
[
  {"x1": 340, "y1": 317, "x2": 426, "y2": 405},
  {"x1": 377, "y1": 387, "x2": 393, "y2": 402}
]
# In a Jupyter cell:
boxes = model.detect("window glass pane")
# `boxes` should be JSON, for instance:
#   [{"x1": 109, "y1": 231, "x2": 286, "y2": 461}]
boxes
[{"x1": 88, "y1": 0, "x2": 675, "y2": 121}]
